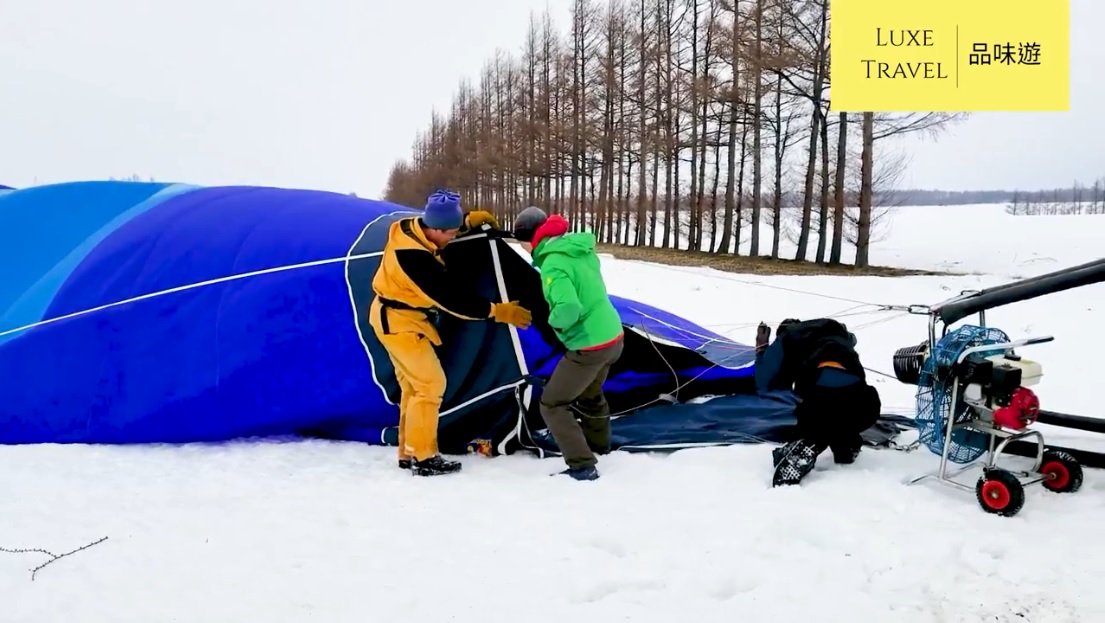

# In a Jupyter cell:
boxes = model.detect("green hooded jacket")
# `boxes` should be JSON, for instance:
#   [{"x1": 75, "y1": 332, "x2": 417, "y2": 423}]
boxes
[{"x1": 531, "y1": 228, "x2": 624, "y2": 351}]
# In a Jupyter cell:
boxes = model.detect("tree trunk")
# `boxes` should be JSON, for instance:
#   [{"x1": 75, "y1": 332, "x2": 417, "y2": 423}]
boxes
[
  {"x1": 635, "y1": 0, "x2": 649, "y2": 246},
  {"x1": 749, "y1": 0, "x2": 763, "y2": 256},
  {"x1": 709, "y1": 119, "x2": 722, "y2": 252},
  {"x1": 855, "y1": 111, "x2": 874, "y2": 267},
  {"x1": 829, "y1": 112, "x2": 847, "y2": 265},
  {"x1": 735, "y1": 112, "x2": 750, "y2": 254},
  {"x1": 771, "y1": 71, "x2": 782, "y2": 259},
  {"x1": 718, "y1": 1, "x2": 738, "y2": 255},
  {"x1": 688, "y1": 0, "x2": 701, "y2": 251},
  {"x1": 814, "y1": 111, "x2": 830, "y2": 263}
]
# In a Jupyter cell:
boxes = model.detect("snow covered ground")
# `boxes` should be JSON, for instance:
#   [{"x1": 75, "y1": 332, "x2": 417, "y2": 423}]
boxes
[
  {"x1": 5, "y1": 203, "x2": 1105, "y2": 622},
  {"x1": 637, "y1": 201, "x2": 1105, "y2": 278}
]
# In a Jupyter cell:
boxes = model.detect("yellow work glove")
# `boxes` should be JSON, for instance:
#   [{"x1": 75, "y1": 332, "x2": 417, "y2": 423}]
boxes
[
  {"x1": 463, "y1": 210, "x2": 500, "y2": 231},
  {"x1": 490, "y1": 301, "x2": 532, "y2": 329}
]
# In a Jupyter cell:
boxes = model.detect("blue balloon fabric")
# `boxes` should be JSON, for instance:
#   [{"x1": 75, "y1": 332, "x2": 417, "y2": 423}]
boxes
[{"x1": 0, "y1": 181, "x2": 796, "y2": 451}]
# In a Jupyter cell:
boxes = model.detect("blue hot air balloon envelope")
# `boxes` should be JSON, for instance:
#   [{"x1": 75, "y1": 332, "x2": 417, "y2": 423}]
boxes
[{"x1": 0, "y1": 180, "x2": 887, "y2": 454}]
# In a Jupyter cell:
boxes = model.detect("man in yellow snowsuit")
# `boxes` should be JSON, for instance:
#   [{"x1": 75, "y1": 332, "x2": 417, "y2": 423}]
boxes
[{"x1": 369, "y1": 189, "x2": 532, "y2": 476}]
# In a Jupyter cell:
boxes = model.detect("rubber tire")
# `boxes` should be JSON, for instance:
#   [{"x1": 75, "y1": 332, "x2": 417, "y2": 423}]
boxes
[
  {"x1": 1039, "y1": 449, "x2": 1083, "y2": 494},
  {"x1": 976, "y1": 468, "x2": 1026, "y2": 517}
]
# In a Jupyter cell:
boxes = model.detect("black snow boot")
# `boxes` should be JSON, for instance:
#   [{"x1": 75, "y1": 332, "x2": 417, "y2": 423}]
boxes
[
  {"x1": 772, "y1": 439, "x2": 825, "y2": 487},
  {"x1": 830, "y1": 444, "x2": 861, "y2": 465},
  {"x1": 829, "y1": 433, "x2": 864, "y2": 465},
  {"x1": 398, "y1": 458, "x2": 412, "y2": 469},
  {"x1": 410, "y1": 455, "x2": 462, "y2": 476}
]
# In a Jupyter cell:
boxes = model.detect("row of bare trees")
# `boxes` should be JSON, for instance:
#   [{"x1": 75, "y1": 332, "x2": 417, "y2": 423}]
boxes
[
  {"x1": 383, "y1": 0, "x2": 963, "y2": 267},
  {"x1": 1007, "y1": 180, "x2": 1105, "y2": 216}
]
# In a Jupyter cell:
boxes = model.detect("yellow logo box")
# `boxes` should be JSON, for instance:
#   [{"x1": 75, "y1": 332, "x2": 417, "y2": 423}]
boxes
[{"x1": 829, "y1": 0, "x2": 1070, "y2": 112}]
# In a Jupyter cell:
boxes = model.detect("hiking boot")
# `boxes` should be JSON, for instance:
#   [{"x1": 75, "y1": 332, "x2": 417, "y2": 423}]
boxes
[
  {"x1": 554, "y1": 464, "x2": 600, "y2": 481},
  {"x1": 829, "y1": 434, "x2": 864, "y2": 464},
  {"x1": 772, "y1": 440, "x2": 824, "y2": 487},
  {"x1": 410, "y1": 455, "x2": 462, "y2": 476}
]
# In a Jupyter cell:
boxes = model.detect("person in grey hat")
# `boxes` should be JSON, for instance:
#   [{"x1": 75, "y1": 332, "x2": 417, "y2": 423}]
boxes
[{"x1": 512, "y1": 206, "x2": 624, "y2": 481}]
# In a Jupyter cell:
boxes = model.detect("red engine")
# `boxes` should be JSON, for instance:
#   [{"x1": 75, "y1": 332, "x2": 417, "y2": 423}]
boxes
[{"x1": 992, "y1": 387, "x2": 1040, "y2": 430}]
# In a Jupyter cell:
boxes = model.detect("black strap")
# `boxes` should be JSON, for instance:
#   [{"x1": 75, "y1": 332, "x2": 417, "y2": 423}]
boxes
[
  {"x1": 376, "y1": 296, "x2": 439, "y2": 336},
  {"x1": 378, "y1": 296, "x2": 431, "y2": 312}
]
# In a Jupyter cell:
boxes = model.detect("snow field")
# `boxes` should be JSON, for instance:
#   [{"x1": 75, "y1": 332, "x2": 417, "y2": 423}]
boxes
[
  {"x1": 4, "y1": 202, "x2": 1105, "y2": 622},
  {"x1": 619, "y1": 202, "x2": 1105, "y2": 277}
]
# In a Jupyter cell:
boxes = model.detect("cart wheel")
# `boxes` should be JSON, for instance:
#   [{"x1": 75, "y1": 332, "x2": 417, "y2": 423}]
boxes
[
  {"x1": 976, "y1": 469, "x2": 1025, "y2": 517},
  {"x1": 1040, "y1": 450, "x2": 1083, "y2": 494}
]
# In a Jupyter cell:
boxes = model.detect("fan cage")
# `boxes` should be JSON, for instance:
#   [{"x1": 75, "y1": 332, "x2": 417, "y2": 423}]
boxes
[{"x1": 914, "y1": 324, "x2": 1011, "y2": 464}]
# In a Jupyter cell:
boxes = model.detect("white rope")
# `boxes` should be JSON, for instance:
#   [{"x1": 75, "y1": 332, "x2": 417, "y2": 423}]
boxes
[{"x1": 0, "y1": 251, "x2": 384, "y2": 340}]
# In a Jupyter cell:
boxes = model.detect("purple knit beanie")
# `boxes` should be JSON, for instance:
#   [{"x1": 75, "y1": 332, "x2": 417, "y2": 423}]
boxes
[{"x1": 423, "y1": 190, "x2": 464, "y2": 230}]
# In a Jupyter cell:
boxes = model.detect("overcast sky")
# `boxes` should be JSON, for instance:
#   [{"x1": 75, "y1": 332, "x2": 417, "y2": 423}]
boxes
[{"x1": 1, "y1": 0, "x2": 1100, "y2": 197}]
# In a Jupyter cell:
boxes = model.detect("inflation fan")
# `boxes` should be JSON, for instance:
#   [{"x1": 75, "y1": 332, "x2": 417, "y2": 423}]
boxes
[{"x1": 891, "y1": 286, "x2": 1090, "y2": 517}]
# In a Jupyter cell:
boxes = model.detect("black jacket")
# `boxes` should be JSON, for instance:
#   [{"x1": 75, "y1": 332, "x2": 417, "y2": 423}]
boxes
[{"x1": 755, "y1": 318, "x2": 865, "y2": 394}]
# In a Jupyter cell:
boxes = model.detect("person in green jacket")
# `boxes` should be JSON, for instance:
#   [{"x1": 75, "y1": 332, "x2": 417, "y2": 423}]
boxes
[{"x1": 512, "y1": 206, "x2": 624, "y2": 481}]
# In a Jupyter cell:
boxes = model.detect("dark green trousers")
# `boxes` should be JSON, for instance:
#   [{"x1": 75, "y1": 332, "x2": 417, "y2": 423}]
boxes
[{"x1": 538, "y1": 339, "x2": 624, "y2": 468}]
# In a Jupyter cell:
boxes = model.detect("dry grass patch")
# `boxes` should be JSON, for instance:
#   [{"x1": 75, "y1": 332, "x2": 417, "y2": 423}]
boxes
[{"x1": 595, "y1": 243, "x2": 955, "y2": 277}]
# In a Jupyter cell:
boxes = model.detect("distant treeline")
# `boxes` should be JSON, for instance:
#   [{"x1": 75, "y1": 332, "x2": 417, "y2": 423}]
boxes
[
  {"x1": 738, "y1": 184, "x2": 1105, "y2": 209},
  {"x1": 880, "y1": 182, "x2": 1105, "y2": 207}
]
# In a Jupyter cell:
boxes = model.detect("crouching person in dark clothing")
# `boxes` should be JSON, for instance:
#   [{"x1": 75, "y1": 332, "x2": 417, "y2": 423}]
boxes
[{"x1": 755, "y1": 318, "x2": 882, "y2": 487}]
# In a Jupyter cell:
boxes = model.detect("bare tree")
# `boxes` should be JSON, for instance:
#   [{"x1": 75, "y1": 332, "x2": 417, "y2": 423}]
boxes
[
  {"x1": 828, "y1": 112, "x2": 847, "y2": 264},
  {"x1": 716, "y1": 0, "x2": 741, "y2": 254},
  {"x1": 381, "y1": 3, "x2": 966, "y2": 269},
  {"x1": 748, "y1": 0, "x2": 764, "y2": 256}
]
